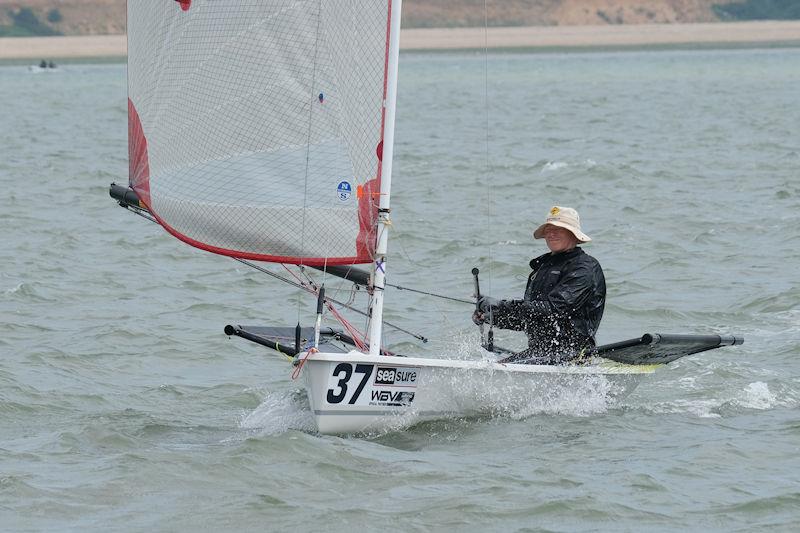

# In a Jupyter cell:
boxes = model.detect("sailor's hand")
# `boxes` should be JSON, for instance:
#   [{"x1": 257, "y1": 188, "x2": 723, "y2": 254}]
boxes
[
  {"x1": 477, "y1": 296, "x2": 499, "y2": 313},
  {"x1": 472, "y1": 310, "x2": 485, "y2": 325}
]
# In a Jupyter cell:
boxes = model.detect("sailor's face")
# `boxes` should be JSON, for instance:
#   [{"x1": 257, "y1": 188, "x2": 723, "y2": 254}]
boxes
[{"x1": 544, "y1": 225, "x2": 578, "y2": 253}]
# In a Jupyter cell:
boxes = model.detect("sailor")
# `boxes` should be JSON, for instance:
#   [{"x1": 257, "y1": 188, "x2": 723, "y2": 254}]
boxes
[{"x1": 473, "y1": 206, "x2": 606, "y2": 365}]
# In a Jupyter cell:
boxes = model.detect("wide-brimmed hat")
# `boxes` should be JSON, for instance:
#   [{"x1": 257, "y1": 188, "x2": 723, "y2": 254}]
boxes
[{"x1": 533, "y1": 206, "x2": 591, "y2": 243}]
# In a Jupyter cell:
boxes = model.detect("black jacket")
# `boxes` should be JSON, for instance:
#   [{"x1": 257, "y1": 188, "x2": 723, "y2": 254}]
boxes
[{"x1": 490, "y1": 247, "x2": 606, "y2": 363}]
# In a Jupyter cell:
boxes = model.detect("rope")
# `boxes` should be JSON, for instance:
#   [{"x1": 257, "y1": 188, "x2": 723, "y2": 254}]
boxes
[
  {"x1": 325, "y1": 303, "x2": 370, "y2": 352},
  {"x1": 285, "y1": 266, "x2": 371, "y2": 352},
  {"x1": 287, "y1": 266, "x2": 369, "y2": 350},
  {"x1": 291, "y1": 347, "x2": 317, "y2": 380}
]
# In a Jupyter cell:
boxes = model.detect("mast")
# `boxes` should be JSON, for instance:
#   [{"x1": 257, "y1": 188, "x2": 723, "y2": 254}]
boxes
[{"x1": 368, "y1": 0, "x2": 403, "y2": 356}]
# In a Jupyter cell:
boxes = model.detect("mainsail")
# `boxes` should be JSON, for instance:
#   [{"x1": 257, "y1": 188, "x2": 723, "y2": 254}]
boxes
[{"x1": 126, "y1": 0, "x2": 395, "y2": 266}]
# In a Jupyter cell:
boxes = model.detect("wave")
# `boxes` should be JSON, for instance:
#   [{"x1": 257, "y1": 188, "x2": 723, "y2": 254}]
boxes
[{"x1": 239, "y1": 388, "x2": 316, "y2": 435}]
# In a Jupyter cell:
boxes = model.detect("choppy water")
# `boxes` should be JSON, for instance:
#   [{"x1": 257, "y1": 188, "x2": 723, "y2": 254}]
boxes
[{"x1": 2, "y1": 46, "x2": 800, "y2": 531}]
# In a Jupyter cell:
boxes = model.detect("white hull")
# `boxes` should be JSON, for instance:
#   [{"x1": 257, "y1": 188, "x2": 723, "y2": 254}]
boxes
[{"x1": 301, "y1": 351, "x2": 657, "y2": 435}]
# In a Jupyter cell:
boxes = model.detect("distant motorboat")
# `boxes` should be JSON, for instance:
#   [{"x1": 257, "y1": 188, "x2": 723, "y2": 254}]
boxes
[{"x1": 28, "y1": 60, "x2": 59, "y2": 73}]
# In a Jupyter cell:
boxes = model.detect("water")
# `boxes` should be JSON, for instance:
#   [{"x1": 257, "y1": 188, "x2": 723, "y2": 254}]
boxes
[{"x1": 2, "y1": 47, "x2": 800, "y2": 531}]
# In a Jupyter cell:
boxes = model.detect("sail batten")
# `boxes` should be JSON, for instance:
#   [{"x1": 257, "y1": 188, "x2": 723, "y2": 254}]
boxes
[{"x1": 127, "y1": 0, "x2": 390, "y2": 264}]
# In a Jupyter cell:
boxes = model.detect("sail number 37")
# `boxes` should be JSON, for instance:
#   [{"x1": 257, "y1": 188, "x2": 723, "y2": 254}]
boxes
[{"x1": 326, "y1": 363, "x2": 374, "y2": 404}]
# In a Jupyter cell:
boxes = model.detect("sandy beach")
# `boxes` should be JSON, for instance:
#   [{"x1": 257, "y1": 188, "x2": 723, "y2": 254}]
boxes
[
  {"x1": 1, "y1": 21, "x2": 799, "y2": 60},
  {"x1": 402, "y1": 20, "x2": 800, "y2": 50},
  {"x1": 0, "y1": 34, "x2": 126, "y2": 60}
]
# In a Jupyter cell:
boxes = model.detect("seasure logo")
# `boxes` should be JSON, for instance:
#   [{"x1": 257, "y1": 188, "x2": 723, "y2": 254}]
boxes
[{"x1": 374, "y1": 367, "x2": 419, "y2": 387}]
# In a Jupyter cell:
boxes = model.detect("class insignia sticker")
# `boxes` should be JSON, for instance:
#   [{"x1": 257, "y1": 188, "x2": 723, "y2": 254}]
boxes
[{"x1": 337, "y1": 180, "x2": 352, "y2": 202}]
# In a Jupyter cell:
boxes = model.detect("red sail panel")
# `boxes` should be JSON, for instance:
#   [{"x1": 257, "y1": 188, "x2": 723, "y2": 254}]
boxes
[{"x1": 127, "y1": 99, "x2": 151, "y2": 208}]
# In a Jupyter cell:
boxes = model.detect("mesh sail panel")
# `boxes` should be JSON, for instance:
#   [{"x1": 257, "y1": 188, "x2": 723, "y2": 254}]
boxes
[{"x1": 127, "y1": 0, "x2": 391, "y2": 264}]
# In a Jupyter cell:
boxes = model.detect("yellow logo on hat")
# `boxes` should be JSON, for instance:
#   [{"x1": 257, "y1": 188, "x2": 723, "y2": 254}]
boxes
[{"x1": 550, "y1": 206, "x2": 560, "y2": 216}]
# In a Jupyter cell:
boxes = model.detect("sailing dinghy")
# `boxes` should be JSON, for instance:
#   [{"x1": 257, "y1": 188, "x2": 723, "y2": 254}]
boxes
[{"x1": 111, "y1": 1, "x2": 742, "y2": 435}]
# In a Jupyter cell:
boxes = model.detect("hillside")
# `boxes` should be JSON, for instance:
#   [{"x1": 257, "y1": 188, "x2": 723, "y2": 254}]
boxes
[
  {"x1": 405, "y1": 0, "x2": 722, "y2": 27},
  {"x1": 0, "y1": 0, "x2": 123, "y2": 36},
  {"x1": 1, "y1": 0, "x2": 799, "y2": 37}
]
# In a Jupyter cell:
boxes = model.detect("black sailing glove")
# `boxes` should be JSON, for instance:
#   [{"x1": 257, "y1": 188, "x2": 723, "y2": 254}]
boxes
[{"x1": 477, "y1": 296, "x2": 500, "y2": 313}]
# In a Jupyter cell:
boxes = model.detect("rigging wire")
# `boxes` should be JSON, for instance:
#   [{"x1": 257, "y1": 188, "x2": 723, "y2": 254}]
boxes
[
  {"x1": 233, "y1": 258, "x2": 427, "y2": 342},
  {"x1": 482, "y1": 0, "x2": 496, "y2": 346},
  {"x1": 483, "y1": 0, "x2": 493, "y2": 295},
  {"x1": 390, "y1": 237, "x2": 471, "y2": 329},
  {"x1": 386, "y1": 238, "x2": 472, "y2": 339},
  {"x1": 386, "y1": 283, "x2": 472, "y2": 305},
  {"x1": 297, "y1": 0, "x2": 325, "y2": 327}
]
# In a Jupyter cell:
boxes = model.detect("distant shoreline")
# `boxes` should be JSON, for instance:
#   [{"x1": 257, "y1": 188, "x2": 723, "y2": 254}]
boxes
[
  {"x1": 1, "y1": 21, "x2": 799, "y2": 61},
  {"x1": 402, "y1": 20, "x2": 800, "y2": 51},
  {"x1": 0, "y1": 34, "x2": 126, "y2": 61}
]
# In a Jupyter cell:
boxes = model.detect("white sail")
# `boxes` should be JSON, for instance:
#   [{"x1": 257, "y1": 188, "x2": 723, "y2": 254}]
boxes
[{"x1": 127, "y1": 0, "x2": 395, "y2": 265}]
